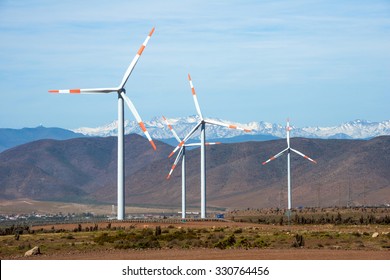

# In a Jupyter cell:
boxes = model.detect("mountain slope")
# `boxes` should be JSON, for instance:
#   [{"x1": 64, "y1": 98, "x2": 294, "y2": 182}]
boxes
[
  {"x1": 0, "y1": 135, "x2": 172, "y2": 202},
  {"x1": 127, "y1": 136, "x2": 390, "y2": 209},
  {"x1": 0, "y1": 135, "x2": 389, "y2": 209}
]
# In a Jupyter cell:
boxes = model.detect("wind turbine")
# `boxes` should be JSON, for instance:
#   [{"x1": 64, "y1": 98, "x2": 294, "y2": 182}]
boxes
[
  {"x1": 49, "y1": 28, "x2": 156, "y2": 220},
  {"x1": 262, "y1": 119, "x2": 317, "y2": 222},
  {"x1": 168, "y1": 74, "x2": 252, "y2": 218},
  {"x1": 162, "y1": 116, "x2": 220, "y2": 219}
]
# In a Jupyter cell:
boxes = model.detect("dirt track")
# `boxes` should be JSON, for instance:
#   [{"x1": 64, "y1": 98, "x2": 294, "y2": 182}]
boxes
[{"x1": 19, "y1": 248, "x2": 390, "y2": 260}]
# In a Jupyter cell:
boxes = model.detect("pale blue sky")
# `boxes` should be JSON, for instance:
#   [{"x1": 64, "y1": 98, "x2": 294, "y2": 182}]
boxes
[{"x1": 0, "y1": 0, "x2": 389, "y2": 129}]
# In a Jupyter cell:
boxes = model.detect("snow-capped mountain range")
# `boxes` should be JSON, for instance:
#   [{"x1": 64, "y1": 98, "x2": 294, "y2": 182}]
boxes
[{"x1": 72, "y1": 116, "x2": 390, "y2": 140}]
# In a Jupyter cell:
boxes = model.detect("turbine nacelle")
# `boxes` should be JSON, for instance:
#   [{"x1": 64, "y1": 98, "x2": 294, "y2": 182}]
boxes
[
  {"x1": 262, "y1": 120, "x2": 317, "y2": 166},
  {"x1": 162, "y1": 116, "x2": 221, "y2": 179}
]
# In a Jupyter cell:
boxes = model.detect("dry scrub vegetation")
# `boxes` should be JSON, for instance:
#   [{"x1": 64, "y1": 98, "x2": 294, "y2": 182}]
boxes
[{"x1": 1, "y1": 208, "x2": 389, "y2": 259}]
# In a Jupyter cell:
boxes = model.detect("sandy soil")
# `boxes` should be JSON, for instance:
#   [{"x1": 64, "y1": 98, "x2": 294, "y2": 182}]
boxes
[{"x1": 17, "y1": 248, "x2": 390, "y2": 260}]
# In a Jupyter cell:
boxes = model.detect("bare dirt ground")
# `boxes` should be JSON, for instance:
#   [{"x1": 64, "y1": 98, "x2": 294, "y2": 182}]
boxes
[
  {"x1": 0, "y1": 199, "x2": 174, "y2": 215},
  {"x1": 21, "y1": 247, "x2": 390, "y2": 260}
]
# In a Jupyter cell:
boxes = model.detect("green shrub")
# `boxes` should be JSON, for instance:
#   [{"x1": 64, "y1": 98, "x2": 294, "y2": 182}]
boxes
[
  {"x1": 253, "y1": 238, "x2": 270, "y2": 248},
  {"x1": 292, "y1": 234, "x2": 305, "y2": 247},
  {"x1": 214, "y1": 234, "x2": 236, "y2": 249},
  {"x1": 65, "y1": 234, "x2": 75, "y2": 240},
  {"x1": 94, "y1": 232, "x2": 111, "y2": 245},
  {"x1": 236, "y1": 237, "x2": 250, "y2": 249}
]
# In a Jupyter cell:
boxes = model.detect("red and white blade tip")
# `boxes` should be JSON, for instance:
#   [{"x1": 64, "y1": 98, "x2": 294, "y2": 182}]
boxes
[
  {"x1": 305, "y1": 156, "x2": 317, "y2": 164},
  {"x1": 166, "y1": 164, "x2": 177, "y2": 180},
  {"x1": 48, "y1": 89, "x2": 81, "y2": 94},
  {"x1": 137, "y1": 122, "x2": 156, "y2": 150},
  {"x1": 188, "y1": 74, "x2": 196, "y2": 95},
  {"x1": 137, "y1": 27, "x2": 155, "y2": 56},
  {"x1": 149, "y1": 27, "x2": 155, "y2": 36},
  {"x1": 262, "y1": 156, "x2": 276, "y2": 165},
  {"x1": 229, "y1": 124, "x2": 251, "y2": 133},
  {"x1": 303, "y1": 156, "x2": 317, "y2": 164},
  {"x1": 150, "y1": 140, "x2": 157, "y2": 151},
  {"x1": 168, "y1": 141, "x2": 184, "y2": 158},
  {"x1": 162, "y1": 116, "x2": 172, "y2": 128}
]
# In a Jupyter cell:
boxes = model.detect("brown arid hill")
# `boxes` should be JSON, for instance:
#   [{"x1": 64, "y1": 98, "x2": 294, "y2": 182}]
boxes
[
  {"x1": 0, "y1": 134, "x2": 389, "y2": 209},
  {"x1": 0, "y1": 135, "x2": 172, "y2": 202}
]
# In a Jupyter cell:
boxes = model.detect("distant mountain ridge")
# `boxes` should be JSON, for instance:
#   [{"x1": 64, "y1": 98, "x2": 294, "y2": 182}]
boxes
[
  {"x1": 73, "y1": 117, "x2": 390, "y2": 140},
  {"x1": 1, "y1": 118, "x2": 389, "y2": 152},
  {"x1": 0, "y1": 126, "x2": 85, "y2": 152}
]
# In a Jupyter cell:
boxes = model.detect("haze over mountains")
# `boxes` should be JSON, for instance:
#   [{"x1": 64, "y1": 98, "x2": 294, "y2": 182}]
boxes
[
  {"x1": 73, "y1": 117, "x2": 390, "y2": 140},
  {"x1": 0, "y1": 134, "x2": 389, "y2": 210},
  {"x1": 1, "y1": 117, "x2": 389, "y2": 152},
  {"x1": 0, "y1": 126, "x2": 85, "y2": 152}
]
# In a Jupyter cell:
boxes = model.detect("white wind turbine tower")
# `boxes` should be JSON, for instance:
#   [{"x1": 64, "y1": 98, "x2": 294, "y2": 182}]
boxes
[
  {"x1": 162, "y1": 116, "x2": 220, "y2": 219},
  {"x1": 262, "y1": 119, "x2": 317, "y2": 221},
  {"x1": 168, "y1": 74, "x2": 252, "y2": 219},
  {"x1": 49, "y1": 28, "x2": 157, "y2": 221}
]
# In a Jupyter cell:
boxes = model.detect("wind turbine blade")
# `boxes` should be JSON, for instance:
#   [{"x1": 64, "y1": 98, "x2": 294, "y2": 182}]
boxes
[
  {"x1": 286, "y1": 118, "x2": 292, "y2": 148},
  {"x1": 205, "y1": 118, "x2": 252, "y2": 133},
  {"x1": 290, "y1": 148, "x2": 317, "y2": 164},
  {"x1": 188, "y1": 74, "x2": 204, "y2": 120},
  {"x1": 120, "y1": 92, "x2": 156, "y2": 150},
  {"x1": 168, "y1": 121, "x2": 202, "y2": 158},
  {"x1": 119, "y1": 27, "x2": 155, "y2": 89},
  {"x1": 262, "y1": 148, "x2": 289, "y2": 165},
  {"x1": 48, "y1": 87, "x2": 118, "y2": 94},
  {"x1": 184, "y1": 143, "x2": 201, "y2": 147},
  {"x1": 167, "y1": 147, "x2": 184, "y2": 179},
  {"x1": 205, "y1": 142, "x2": 221, "y2": 145},
  {"x1": 185, "y1": 142, "x2": 221, "y2": 147},
  {"x1": 162, "y1": 116, "x2": 182, "y2": 143}
]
